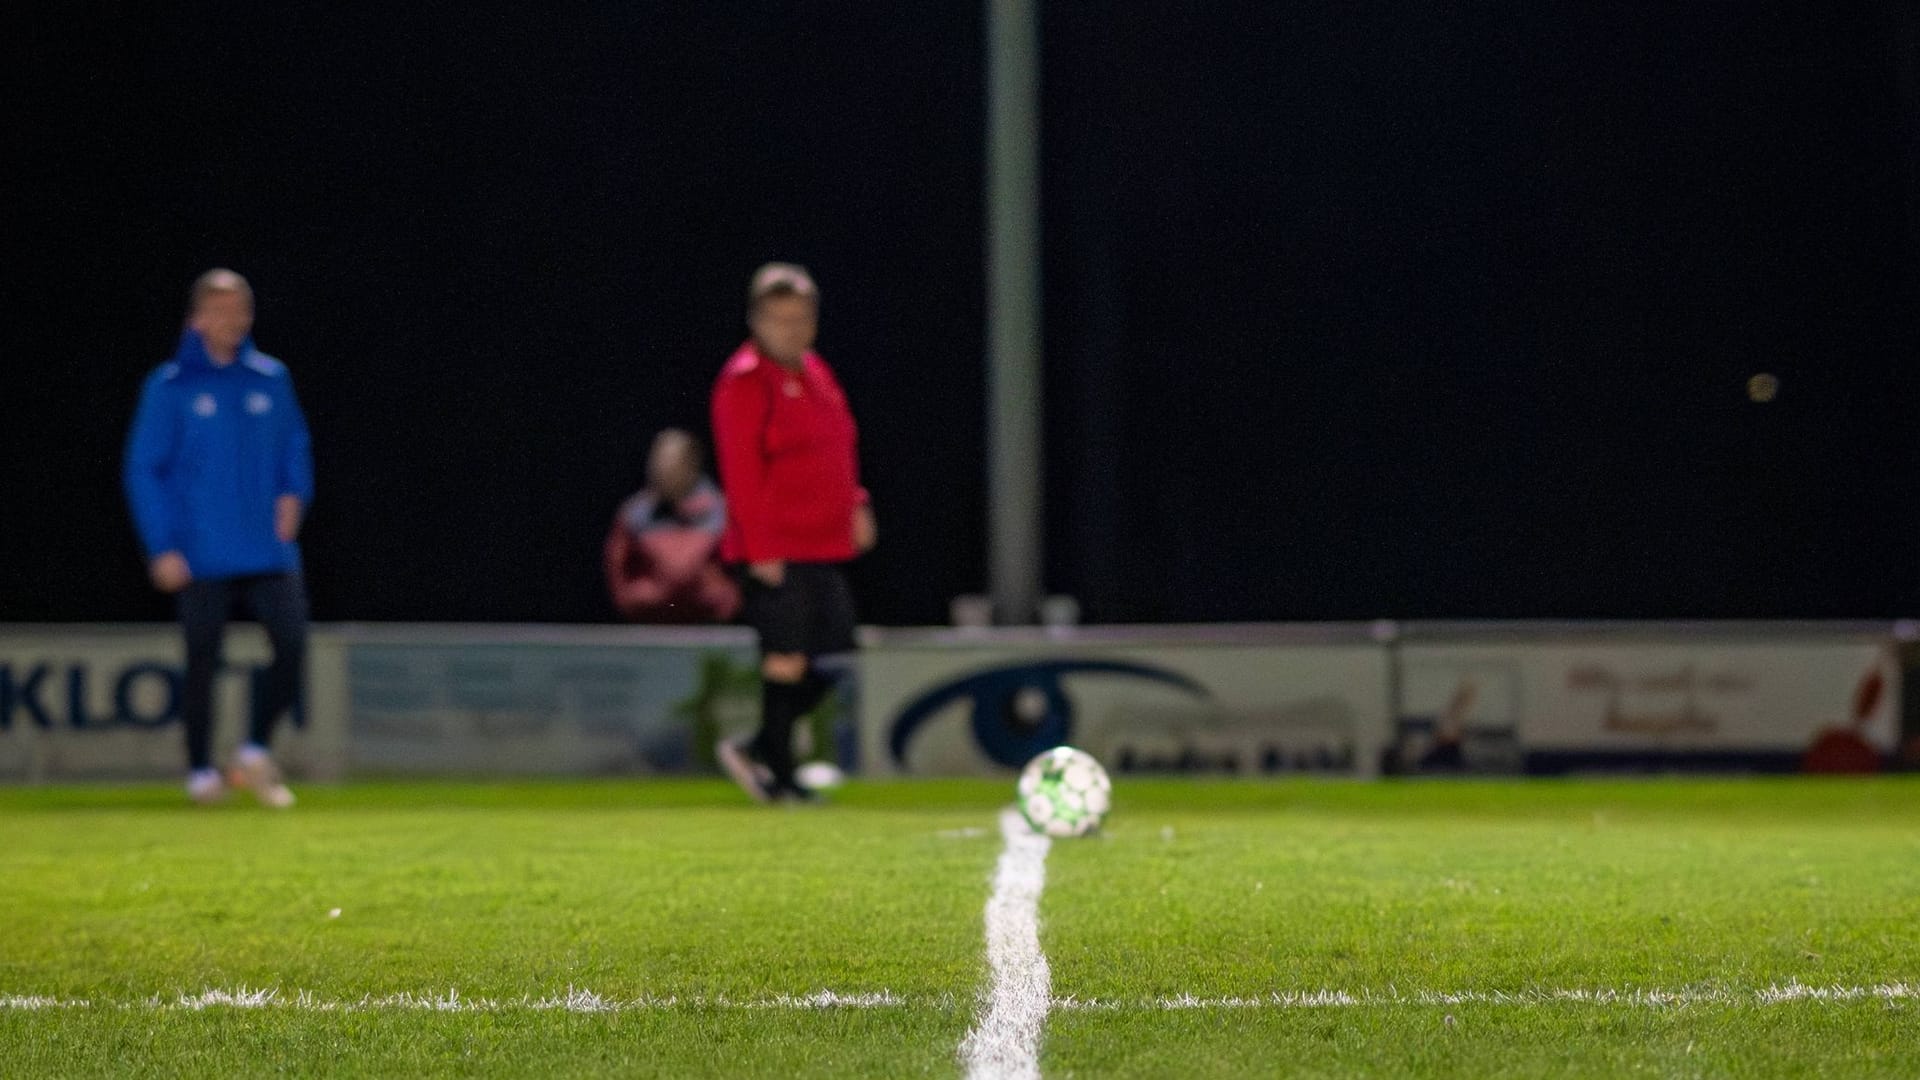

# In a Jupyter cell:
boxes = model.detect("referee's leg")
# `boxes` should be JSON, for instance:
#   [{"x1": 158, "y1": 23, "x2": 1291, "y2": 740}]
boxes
[
  {"x1": 176, "y1": 578, "x2": 230, "y2": 784},
  {"x1": 791, "y1": 564, "x2": 857, "y2": 735},
  {"x1": 729, "y1": 568, "x2": 813, "y2": 798},
  {"x1": 726, "y1": 565, "x2": 854, "y2": 800},
  {"x1": 753, "y1": 651, "x2": 810, "y2": 793},
  {"x1": 222, "y1": 573, "x2": 305, "y2": 808},
  {"x1": 244, "y1": 572, "x2": 309, "y2": 750},
  {"x1": 765, "y1": 565, "x2": 857, "y2": 789}
]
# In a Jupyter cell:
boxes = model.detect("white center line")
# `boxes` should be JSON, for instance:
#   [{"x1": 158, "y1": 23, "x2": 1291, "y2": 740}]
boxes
[{"x1": 958, "y1": 807, "x2": 1054, "y2": 1080}]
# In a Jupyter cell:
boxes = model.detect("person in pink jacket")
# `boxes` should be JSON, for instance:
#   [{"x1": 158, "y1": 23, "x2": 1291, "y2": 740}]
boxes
[{"x1": 605, "y1": 429, "x2": 740, "y2": 624}]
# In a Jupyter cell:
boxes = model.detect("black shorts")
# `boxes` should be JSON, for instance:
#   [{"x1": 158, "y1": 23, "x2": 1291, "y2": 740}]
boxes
[{"x1": 737, "y1": 562, "x2": 857, "y2": 657}]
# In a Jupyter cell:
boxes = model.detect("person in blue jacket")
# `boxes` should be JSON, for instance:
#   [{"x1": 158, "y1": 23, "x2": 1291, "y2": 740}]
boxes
[{"x1": 124, "y1": 269, "x2": 313, "y2": 807}]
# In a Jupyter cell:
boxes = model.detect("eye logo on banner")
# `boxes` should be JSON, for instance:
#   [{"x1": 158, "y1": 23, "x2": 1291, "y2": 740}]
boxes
[{"x1": 887, "y1": 659, "x2": 1209, "y2": 768}]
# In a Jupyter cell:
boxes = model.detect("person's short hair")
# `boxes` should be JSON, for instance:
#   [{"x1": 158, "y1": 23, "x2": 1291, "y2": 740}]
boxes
[
  {"x1": 188, "y1": 268, "x2": 253, "y2": 314},
  {"x1": 652, "y1": 427, "x2": 705, "y2": 468},
  {"x1": 748, "y1": 262, "x2": 818, "y2": 311}
]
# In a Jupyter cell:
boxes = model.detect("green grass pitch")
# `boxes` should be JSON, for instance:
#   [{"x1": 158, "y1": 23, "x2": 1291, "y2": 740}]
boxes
[{"x1": 2, "y1": 776, "x2": 1918, "y2": 1077}]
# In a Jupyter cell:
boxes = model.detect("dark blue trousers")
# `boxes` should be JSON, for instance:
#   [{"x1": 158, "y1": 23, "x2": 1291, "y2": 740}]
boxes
[{"x1": 176, "y1": 572, "x2": 309, "y2": 771}]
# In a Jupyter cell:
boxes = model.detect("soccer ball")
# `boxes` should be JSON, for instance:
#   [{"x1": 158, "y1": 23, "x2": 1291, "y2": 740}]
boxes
[
  {"x1": 795, "y1": 760, "x2": 845, "y2": 791},
  {"x1": 1017, "y1": 746, "x2": 1111, "y2": 837}
]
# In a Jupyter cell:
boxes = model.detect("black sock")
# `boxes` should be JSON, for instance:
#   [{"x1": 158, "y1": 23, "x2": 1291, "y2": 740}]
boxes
[{"x1": 752, "y1": 679, "x2": 805, "y2": 789}]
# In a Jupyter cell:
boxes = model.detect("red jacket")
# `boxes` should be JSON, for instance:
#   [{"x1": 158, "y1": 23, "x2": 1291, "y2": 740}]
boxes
[
  {"x1": 604, "y1": 481, "x2": 741, "y2": 623},
  {"x1": 711, "y1": 342, "x2": 866, "y2": 564}
]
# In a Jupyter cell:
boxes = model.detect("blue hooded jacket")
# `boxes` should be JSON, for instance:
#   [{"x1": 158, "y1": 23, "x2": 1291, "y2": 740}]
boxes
[{"x1": 123, "y1": 330, "x2": 315, "y2": 580}]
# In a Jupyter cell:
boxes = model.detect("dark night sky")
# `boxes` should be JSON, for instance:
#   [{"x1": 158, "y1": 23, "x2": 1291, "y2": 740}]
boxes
[{"x1": 5, "y1": 2, "x2": 1917, "y2": 626}]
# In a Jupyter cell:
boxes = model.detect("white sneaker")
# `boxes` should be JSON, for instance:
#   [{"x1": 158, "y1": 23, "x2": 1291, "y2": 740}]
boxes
[
  {"x1": 186, "y1": 769, "x2": 227, "y2": 805},
  {"x1": 228, "y1": 747, "x2": 296, "y2": 809}
]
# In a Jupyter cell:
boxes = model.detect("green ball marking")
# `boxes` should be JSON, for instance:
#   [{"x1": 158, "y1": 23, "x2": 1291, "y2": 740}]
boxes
[{"x1": 1017, "y1": 747, "x2": 1111, "y2": 837}]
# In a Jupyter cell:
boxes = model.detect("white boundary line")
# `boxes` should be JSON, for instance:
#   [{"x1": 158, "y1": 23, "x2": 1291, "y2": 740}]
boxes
[
  {"x1": 5, "y1": 981, "x2": 1915, "y2": 1015},
  {"x1": 1054, "y1": 982, "x2": 1920, "y2": 1009},
  {"x1": 0, "y1": 988, "x2": 918, "y2": 1013},
  {"x1": 958, "y1": 807, "x2": 1055, "y2": 1080}
]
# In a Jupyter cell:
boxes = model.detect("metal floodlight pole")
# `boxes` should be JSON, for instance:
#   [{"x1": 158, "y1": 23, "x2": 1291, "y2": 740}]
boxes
[{"x1": 985, "y1": 0, "x2": 1043, "y2": 625}]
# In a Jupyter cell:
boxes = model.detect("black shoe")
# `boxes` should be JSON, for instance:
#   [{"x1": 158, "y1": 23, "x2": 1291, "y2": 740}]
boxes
[
  {"x1": 774, "y1": 778, "x2": 822, "y2": 804},
  {"x1": 1418, "y1": 737, "x2": 1466, "y2": 772}
]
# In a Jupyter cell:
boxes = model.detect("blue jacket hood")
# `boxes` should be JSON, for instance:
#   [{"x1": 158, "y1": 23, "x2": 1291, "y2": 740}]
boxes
[{"x1": 170, "y1": 328, "x2": 259, "y2": 373}]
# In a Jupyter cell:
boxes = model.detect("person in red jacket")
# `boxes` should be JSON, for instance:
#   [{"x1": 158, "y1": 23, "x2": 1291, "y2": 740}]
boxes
[
  {"x1": 711, "y1": 263, "x2": 875, "y2": 801},
  {"x1": 604, "y1": 428, "x2": 740, "y2": 623}
]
